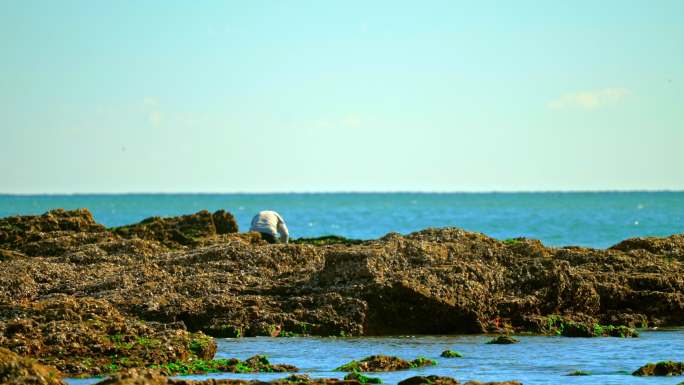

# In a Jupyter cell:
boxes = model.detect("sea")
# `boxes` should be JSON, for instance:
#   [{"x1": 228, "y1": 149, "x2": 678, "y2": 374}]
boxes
[{"x1": 1, "y1": 191, "x2": 683, "y2": 248}]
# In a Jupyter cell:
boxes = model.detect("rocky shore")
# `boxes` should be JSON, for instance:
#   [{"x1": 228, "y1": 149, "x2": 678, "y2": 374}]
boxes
[{"x1": 1, "y1": 208, "x2": 683, "y2": 381}]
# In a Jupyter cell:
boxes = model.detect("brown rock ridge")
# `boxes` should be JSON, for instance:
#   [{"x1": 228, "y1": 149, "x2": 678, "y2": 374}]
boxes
[
  {"x1": 334, "y1": 355, "x2": 436, "y2": 371},
  {"x1": 632, "y1": 361, "x2": 684, "y2": 376},
  {"x1": 0, "y1": 347, "x2": 65, "y2": 385},
  {"x1": 0, "y1": 295, "x2": 216, "y2": 376},
  {"x1": 1, "y1": 209, "x2": 684, "y2": 376},
  {"x1": 94, "y1": 371, "x2": 522, "y2": 385}
]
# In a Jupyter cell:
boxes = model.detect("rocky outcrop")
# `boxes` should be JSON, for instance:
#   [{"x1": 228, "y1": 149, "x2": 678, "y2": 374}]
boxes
[
  {"x1": 398, "y1": 378, "x2": 522, "y2": 385},
  {"x1": 150, "y1": 354, "x2": 297, "y2": 376},
  {"x1": 94, "y1": 372, "x2": 522, "y2": 385},
  {"x1": 335, "y1": 355, "x2": 436, "y2": 372},
  {"x1": 486, "y1": 336, "x2": 519, "y2": 344},
  {"x1": 0, "y1": 295, "x2": 216, "y2": 376},
  {"x1": 1, "y1": 209, "x2": 684, "y2": 376},
  {"x1": 112, "y1": 209, "x2": 238, "y2": 247},
  {"x1": 344, "y1": 372, "x2": 382, "y2": 384},
  {"x1": 0, "y1": 347, "x2": 65, "y2": 385},
  {"x1": 0, "y1": 208, "x2": 108, "y2": 257},
  {"x1": 398, "y1": 376, "x2": 460, "y2": 385},
  {"x1": 440, "y1": 350, "x2": 463, "y2": 358},
  {"x1": 632, "y1": 361, "x2": 684, "y2": 376}
]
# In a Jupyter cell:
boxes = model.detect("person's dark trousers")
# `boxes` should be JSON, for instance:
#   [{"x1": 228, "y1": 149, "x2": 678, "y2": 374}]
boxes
[{"x1": 259, "y1": 232, "x2": 278, "y2": 244}]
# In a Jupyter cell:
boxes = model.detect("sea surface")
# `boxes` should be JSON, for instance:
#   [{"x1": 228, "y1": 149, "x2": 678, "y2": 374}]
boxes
[
  {"x1": 1, "y1": 192, "x2": 683, "y2": 248},
  {"x1": 66, "y1": 330, "x2": 684, "y2": 385}
]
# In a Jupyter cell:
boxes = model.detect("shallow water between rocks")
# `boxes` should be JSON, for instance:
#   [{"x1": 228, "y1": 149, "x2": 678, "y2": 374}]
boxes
[{"x1": 66, "y1": 329, "x2": 684, "y2": 385}]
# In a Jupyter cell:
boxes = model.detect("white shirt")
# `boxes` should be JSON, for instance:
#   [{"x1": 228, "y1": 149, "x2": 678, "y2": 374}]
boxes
[{"x1": 249, "y1": 210, "x2": 289, "y2": 243}]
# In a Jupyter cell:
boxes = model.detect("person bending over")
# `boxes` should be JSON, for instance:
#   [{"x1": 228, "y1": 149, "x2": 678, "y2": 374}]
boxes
[{"x1": 249, "y1": 210, "x2": 289, "y2": 244}]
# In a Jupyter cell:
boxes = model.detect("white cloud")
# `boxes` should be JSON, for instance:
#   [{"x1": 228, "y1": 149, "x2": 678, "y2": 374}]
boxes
[
  {"x1": 142, "y1": 97, "x2": 159, "y2": 108},
  {"x1": 148, "y1": 110, "x2": 162, "y2": 127},
  {"x1": 343, "y1": 115, "x2": 361, "y2": 129},
  {"x1": 548, "y1": 88, "x2": 630, "y2": 110},
  {"x1": 142, "y1": 97, "x2": 162, "y2": 127}
]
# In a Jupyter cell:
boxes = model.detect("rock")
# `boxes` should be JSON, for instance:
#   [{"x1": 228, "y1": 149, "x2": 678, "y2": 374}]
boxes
[
  {"x1": 335, "y1": 355, "x2": 435, "y2": 372},
  {"x1": 113, "y1": 209, "x2": 238, "y2": 247},
  {"x1": 0, "y1": 347, "x2": 65, "y2": 385},
  {"x1": 398, "y1": 376, "x2": 460, "y2": 385},
  {"x1": 632, "y1": 361, "x2": 684, "y2": 376},
  {"x1": 93, "y1": 369, "x2": 171, "y2": 385},
  {"x1": 0, "y1": 208, "x2": 108, "y2": 256},
  {"x1": 559, "y1": 321, "x2": 638, "y2": 338},
  {"x1": 610, "y1": 234, "x2": 684, "y2": 261},
  {"x1": 486, "y1": 336, "x2": 519, "y2": 344},
  {"x1": 93, "y1": 374, "x2": 519, "y2": 385},
  {"x1": 541, "y1": 315, "x2": 639, "y2": 338},
  {"x1": 0, "y1": 295, "x2": 216, "y2": 376},
  {"x1": 1, "y1": 209, "x2": 684, "y2": 376},
  {"x1": 566, "y1": 370, "x2": 590, "y2": 376},
  {"x1": 344, "y1": 372, "x2": 383, "y2": 384},
  {"x1": 440, "y1": 350, "x2": 463, "y2": 358},
  {"x1": 282, "y1": 374, "x2": 313, "y2": 383},
  {"x1": 291, "y1": 235, "x2": 365, "y2": 246},
  {"x1": 150, "y1": 355, "x2": 297, "y2": 376}
]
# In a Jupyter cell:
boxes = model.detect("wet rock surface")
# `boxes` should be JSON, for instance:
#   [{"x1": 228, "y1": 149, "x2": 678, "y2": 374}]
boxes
[
  {"x1": 344, "y1": 371, "x2": 383, "y2": 384},
  {"x1": 149, "y1": 354, "x2": 297, "y2": 376},
  {"x1": 94, "y1": 372, "x2": 523, "y2": 385},
  {"x1": 486, "y1": 336, "x2": 519, "y2": 344},
  {"x1": 440, "y1": 350, "x2": 463, "y2": 358},
  {"x1": 1, "y1": 209, "x2": 684, "y2": 376},
  {"x1": 0, "y1": 347, "x2": 65, "y2": 385},
  {"x1": 632, "y1": 361, "x2": 684, "y2": 376},
  {"x1": 398, "y1": 376, "x2": 460, "y2": 385},
  {"x1": 0, "y1": 295, "x2": 216, "y2": 376},
  {"x1": 335, "y1": 355, "x2": 436, "y2": 372}
]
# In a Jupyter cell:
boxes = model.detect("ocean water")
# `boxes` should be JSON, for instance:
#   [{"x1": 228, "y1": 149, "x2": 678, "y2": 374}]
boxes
[
  {"x1": 66, "y1": 330, "x2": 684, "y2": 385},
  {"x1": 1, "y1": 192, "x2": 683, "y2": 248}
]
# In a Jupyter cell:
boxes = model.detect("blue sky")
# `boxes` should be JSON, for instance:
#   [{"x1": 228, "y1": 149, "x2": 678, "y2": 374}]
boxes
[{"x1": 1, "y1": 1, "x2": 682, "y2": 193}]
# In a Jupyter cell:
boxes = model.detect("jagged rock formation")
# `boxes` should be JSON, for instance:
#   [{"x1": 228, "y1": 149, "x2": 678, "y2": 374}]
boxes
[
  {"x1": 1, "y1": 209, "x2": 683, "y2": 376},
  {"x1": 334, "y1": 355, "x2": 436, "y2": 372},
  {"x1": 0, "y1": 347, "x2": 65, "y2": 385},
  {"x1": 632, "y1": 361, "x2": 684, "y2": 376},
  {"x1": 94, "y1": 371, "x2": 522, "y2": 385}
]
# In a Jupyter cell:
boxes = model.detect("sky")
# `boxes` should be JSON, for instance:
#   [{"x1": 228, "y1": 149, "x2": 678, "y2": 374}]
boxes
[{"x1": 1, "y1": 1, "x2": 683, "y2": 193}]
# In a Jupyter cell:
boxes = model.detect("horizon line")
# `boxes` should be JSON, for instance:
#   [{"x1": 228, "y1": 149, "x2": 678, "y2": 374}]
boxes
[{"x1": 1, "y1": 189, "x2": 684, "y2": 196}]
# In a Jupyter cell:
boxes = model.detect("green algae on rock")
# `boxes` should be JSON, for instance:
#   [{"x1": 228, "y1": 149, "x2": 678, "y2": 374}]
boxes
[
  {"x1": 344, "y1": 371, "x2": 383, "y2": 384},
  {"x1": 398, "y1": 376, "x2": 460, "y2": 385},
  {"x1": 398, "y1": 377, "x2": 522, "y2": 385},
  {"x1": 566, "y1": 370, "x2": 590, "y2": 376},
  {"x1": 410, "y1": 357, "x2": 438, "y2": 368},
  {"x1": 463, "y1": 381, "x2": 523, "y2": 385},
  {"x1": 148, "y1": 355, "x2": 297, "y2": 376},
  {"x1": 486, "y1": 336, "x2": 519, "y2": 344},
  {"x1": 291, "y1": 235, "x2": 365, "y2": 246},
  {"x1": 91, "y1": 370, "x2": 522, "y2": 385},
  {"x1": 542, "y1": 315, "x2": 639, "y2": 338},
  {"x1": 632, "y1": 361, "x2": 684, "y2": 376},
  {"x1": 440, "y1": 350, "x2": 463, "y2": 358},
  {"x1": 335, "y1": 355, "x2": 436, "y2": 372},
  {"x1": 0, "y1": 295, "x2": 217, "y2": 376}
]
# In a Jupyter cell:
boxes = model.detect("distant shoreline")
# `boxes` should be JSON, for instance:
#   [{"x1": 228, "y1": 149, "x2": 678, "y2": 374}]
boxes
[{"x1": 2, "y1": 190, "x2": 684, "y2": 196}]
